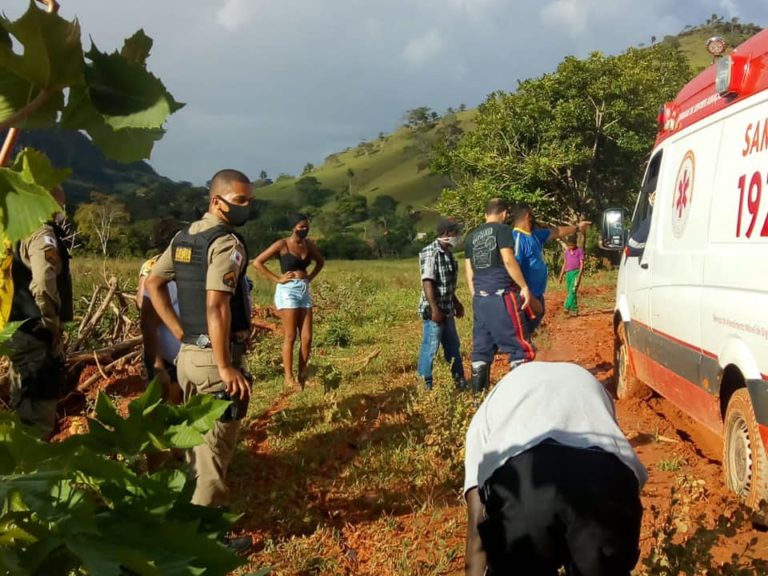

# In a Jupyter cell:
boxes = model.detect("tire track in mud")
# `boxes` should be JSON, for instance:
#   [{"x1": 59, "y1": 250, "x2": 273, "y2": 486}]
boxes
[{"x1": 540, "y1": 289, "x2": 768, "y2": 563}]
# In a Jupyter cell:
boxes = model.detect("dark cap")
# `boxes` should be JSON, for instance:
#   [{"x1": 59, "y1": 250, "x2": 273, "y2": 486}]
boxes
[{"x1": 437, "y1": 217, "x2": 462, "y2": 236}]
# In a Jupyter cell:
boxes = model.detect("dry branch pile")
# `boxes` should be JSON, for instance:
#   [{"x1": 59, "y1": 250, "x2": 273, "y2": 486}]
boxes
[
  {"x1": 66, "y1": 276, "x2": 143, "y2": 391},
  {"x1": 2, "y1": 275, "x2": 281, "y2": 396}
]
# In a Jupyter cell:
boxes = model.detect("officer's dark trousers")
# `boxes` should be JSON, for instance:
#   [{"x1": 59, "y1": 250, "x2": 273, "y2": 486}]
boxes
[
  {"x1": 479, "y1": 442, "x2": 642, "y2": 576},
  {"x1": 8, "y1": 330, "x2": 59, "y2": 437},
  {"x1": 472, "y1": 290, "x2": 535, "y2": 364}
]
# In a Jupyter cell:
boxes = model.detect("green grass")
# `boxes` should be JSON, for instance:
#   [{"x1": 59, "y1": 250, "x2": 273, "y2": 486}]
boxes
[
  {"x1": 667, "y1": 28, "x2": 760, "y2": 73},
  {"x1": 223, "y1": 260, "x2": 617, "y2": 574}
]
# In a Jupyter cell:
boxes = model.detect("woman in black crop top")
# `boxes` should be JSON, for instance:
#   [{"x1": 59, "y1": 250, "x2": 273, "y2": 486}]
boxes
[{"x1": 253, "y1": 213, "x2": 325, "y2": 389}]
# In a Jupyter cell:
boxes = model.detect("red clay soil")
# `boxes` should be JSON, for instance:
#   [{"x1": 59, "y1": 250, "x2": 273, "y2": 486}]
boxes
[
  {"x1": 239, "y1": 284, "x2": 768, "y2": 573},
  {"x1": 539, "y1": 286, "x2": 768, "y2": 566},
  {"x1": 45, "y1": 291, "x2": 768, "y2": 572}
]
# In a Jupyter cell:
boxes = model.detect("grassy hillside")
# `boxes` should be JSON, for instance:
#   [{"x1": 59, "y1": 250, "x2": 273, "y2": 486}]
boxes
[
  {"x1": 256, "y1": 110, "x2": 475, "y2": 231},
  {"x1": 256, "y1": 20, "x2": 762, "y2": 231},
  {"x1": 664, "y1": 21, "x2": 762, "y2": 72}
]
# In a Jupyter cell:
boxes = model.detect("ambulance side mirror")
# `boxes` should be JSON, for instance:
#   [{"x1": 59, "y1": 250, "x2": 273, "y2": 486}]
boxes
[{"x1": 600, "y1": 209, "x2": 625, "y2": 251}]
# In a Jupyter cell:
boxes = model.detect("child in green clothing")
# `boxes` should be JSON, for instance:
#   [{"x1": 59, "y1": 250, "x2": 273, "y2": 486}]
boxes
[{"x1": 558, "y1": 235, "x2": 584, "y2": 315}]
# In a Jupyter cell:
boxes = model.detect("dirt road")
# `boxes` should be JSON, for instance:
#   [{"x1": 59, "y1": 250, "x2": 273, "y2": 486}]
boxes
[{"x1": 540, "y1": 285, "x2": 768, "y2": 568}]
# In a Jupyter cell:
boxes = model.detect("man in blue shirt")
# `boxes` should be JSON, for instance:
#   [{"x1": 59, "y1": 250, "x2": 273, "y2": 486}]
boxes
[
  {"x1": 510, "y1": 205, "x2": 590, "y2": 333},
  {"x1": 465, "y1": 199, "x2": 534, "y2": 393}
]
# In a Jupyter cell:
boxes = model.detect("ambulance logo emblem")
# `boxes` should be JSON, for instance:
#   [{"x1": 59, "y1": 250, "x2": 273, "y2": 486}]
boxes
[{"x1": 672, "y1": 150, "x2": 695, "y2": 238}]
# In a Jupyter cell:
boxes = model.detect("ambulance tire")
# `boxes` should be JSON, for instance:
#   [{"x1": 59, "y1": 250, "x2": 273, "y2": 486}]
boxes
[
  {"x1": 614, "y1": 322, "x2": 644, "y2": 400},
  {"x1": 724, "y1": 389, "x2": 768, "y2": 512}
]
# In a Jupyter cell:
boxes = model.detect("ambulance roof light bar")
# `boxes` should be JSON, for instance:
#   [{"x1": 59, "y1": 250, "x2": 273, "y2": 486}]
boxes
[
  {"x1": 716, "y1": 53, "x2": 749, "y2": 96},
  {"x1": 707, "y1": 36, "x2": 749, "y2": 97}
]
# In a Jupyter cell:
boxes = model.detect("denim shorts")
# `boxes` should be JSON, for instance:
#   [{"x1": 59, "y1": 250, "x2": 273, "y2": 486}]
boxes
[{"x1": 274, "y1": 279, "x2": 312, "y2": 309}]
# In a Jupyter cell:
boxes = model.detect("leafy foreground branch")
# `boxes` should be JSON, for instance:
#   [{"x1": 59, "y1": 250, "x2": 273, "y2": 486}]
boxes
[
  {"x1": 0, "y1": 380, "x2": 266, "y2": 576},
  {"x1": 0, "y1": 1, "x2": 183, "y2": 245}
]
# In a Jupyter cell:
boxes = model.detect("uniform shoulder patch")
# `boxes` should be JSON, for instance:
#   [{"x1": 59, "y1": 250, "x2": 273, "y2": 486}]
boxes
[
  {"x1": 222, "y1": 271, "x2": 237, "y2": 289},
  {"x1": 230, "y1": 249, "x2": 243, "y2": 266},
  {"x1": 174, "y1": 246, "x2": 192, "y2": 263}
]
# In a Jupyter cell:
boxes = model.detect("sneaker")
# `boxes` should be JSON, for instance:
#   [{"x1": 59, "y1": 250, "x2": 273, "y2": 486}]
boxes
[{"x1": 222, "y1": 535, "x2": 253, "y2": 554}]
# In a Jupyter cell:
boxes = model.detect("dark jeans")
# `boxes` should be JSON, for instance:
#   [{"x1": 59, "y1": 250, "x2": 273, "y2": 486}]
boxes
[{"x1": 479, "y1": 442, "x2": 642, "y2": 576}]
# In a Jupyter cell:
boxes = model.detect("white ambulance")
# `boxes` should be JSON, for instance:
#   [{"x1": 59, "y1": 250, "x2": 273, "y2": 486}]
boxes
[{"x1": 602, "y1": 31, "x2": 768, "y2": 509}]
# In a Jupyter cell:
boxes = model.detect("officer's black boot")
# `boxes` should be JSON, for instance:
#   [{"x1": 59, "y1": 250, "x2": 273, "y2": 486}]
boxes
[{"x1": 470, "y1": 361, "x2": 489, "y2": 394}]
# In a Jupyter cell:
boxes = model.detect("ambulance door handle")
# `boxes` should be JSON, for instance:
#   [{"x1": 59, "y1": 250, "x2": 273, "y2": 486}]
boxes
[{"x1": 640, "y1": 262, "x2": 649, "y2": 269}]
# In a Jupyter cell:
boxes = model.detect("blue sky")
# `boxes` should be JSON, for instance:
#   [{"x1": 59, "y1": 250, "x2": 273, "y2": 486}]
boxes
[{"x1": 5, "y1": 0, "x2": 766, "y2": 184}]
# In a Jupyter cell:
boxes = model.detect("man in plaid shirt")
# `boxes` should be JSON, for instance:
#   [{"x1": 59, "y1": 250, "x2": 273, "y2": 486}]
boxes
[{"x1": 417, "y1": 218, "x2": 467, "y2": 390}]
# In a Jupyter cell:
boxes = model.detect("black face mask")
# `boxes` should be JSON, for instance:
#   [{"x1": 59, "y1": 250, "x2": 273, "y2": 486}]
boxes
[
  {"x1": 296, "y1": 228, "x2": 309, "y2": 239},
  {"x1": 217, "y1": 196, "x2": 250, "y2": 227}
]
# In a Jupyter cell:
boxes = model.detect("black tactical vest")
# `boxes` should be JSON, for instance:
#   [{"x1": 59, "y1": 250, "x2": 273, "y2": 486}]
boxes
[
  {"x1": 9, "y1": 223, "x2": 73, "y2": 325},
  {"x1": 172, "y1": 223, "x2": 250, "y2": 343}
]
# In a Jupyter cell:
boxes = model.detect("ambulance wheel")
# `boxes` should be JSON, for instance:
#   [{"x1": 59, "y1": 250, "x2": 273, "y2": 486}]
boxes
[
  {"x1": 724, "y1": 389, "x2": 768, "y2": 510},
  {"x1": 614, "y1": 322, "x2": 642, "y2": 399}
]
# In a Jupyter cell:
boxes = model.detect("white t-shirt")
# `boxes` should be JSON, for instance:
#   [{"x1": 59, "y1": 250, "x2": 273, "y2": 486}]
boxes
[{"x1": 463, "y1": 362, "x2": 647, "y2": 494}]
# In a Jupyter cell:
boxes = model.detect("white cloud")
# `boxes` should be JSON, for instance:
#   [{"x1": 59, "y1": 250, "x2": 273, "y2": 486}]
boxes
[
  {"x1": 540, "y1": 0, "x2": 588, "y2": 35},
  {"x1": 403, "y1": 29, "x2": 445, "y2": 67},
  {"x1": 717, "y1": 0, "x2": 739, "y2": 18},
  {"x1": 214, "y1": 0, "x2": 256, "y2": 32},
  {"x1": 540, "y1": 0, "x2": 632, "y2": 38},
  {"x1": 446, "y1": 0, "x2": 500, "y2": 18}
]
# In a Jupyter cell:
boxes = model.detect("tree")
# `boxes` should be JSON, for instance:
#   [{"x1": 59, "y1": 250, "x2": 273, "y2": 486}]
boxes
[
  {"x1": 334, "y1": 190, "x2": 367, "y2": 227},
  {"x1": 294, "y1": 176, "x2": 331, "y2": 207},
  {"x1": 371, "y1": 212, "x2": 416, "y2": 257},
  {"x1": 346, "y1": 167, "x2": 355, "y2": 193},
  {"x1": 74, "y1": 192, "x2": 130, "y2": 256},
  {"x1": 369, "y1": 194, "x2": 398, "y2": 221},
  {"x1": 301, "y1": 162, "x2": 314, "y2": 175},
  {"x1": 433, "y1": 43, "x2": 692, "y2": 227},
  {"x1": 403, "y1": 106, "x2": 435, "y2": 129}
]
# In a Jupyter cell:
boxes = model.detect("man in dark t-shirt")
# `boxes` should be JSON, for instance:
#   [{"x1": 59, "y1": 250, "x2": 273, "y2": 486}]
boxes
[{"x1": 464, "y1": 198, "x2": 535, "y2": 393}]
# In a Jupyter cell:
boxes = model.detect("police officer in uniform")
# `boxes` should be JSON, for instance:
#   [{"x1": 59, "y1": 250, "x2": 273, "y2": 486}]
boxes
[
  {"x1": 147, "y1": 169, "x2": 252, "y2": 507},
  {"x1": 6, "y1": 186, "x2": 72, "y2": 437}
]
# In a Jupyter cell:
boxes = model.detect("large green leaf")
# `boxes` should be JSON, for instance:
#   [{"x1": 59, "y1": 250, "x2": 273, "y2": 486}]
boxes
[
  {"x1": 0, "y1": 67, "x2": 63, "y2": 129},
  {"x1": 66, "y1": 538, "x2": 124, "y2": 576},
  {"x1": 0, "y1": 148, "x2": 69, "y2": 243},
  {"x1": 94, "y1": 392, "x2": 123, "y2": 429},
  {"x1": 0, "y1": 169, "x2": 59, "y2": 244},
  {"x1": 0, "y1": 321, "x2": 22, "y2": 355},
  {"x1": 85, "y1": 43, "x2": 183, "y2": 131},
  {"x1": 88, "y1": 122, "x2": 165, "y2": 163},
  {"x1": 129, "y1": 377, "x2": 164, "y2": 418},
  {"x1": 121, "y1": 29, "x2": 153, "y2": 67},
  {"x1": 61, "y1": 86, "x2": 165, "y2": 161},
  {"x1": 58, "y1": 84, "x2": 98, "y2": 130},
  {"x1": 0, "y1": 1, "x2": 84, "y2": 90},
  {"x1": 11, "y1": 148, "x2": 70, "y2": 190}
]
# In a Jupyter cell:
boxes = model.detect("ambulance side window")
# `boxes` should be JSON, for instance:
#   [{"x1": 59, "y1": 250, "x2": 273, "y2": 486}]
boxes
[
  {"x1": 637, "y1": 151, "x2": 662, "y2": 222},
  {"x1": 628, "y1": 150, "x2": 663, "y2": 256}
]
